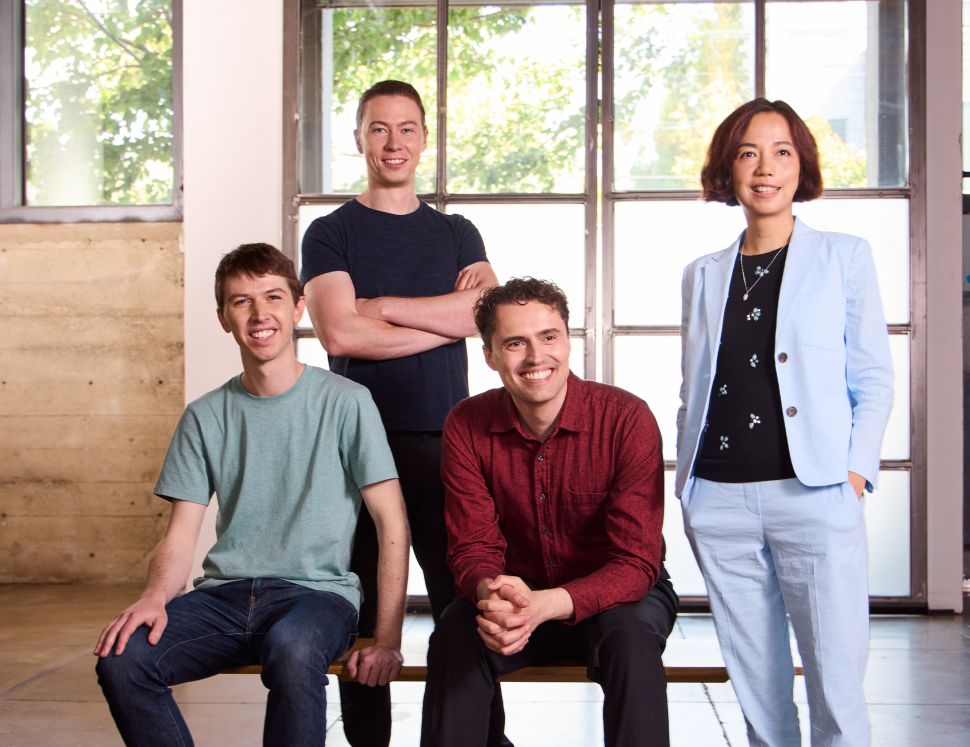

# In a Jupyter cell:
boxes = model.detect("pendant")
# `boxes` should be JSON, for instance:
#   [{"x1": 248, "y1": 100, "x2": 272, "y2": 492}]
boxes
[{"x1": 743, "y1": 293, "x2": 749, "y2": 301}]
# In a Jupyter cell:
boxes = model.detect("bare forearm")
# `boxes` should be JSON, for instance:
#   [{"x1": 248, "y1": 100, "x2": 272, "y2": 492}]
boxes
[
  {"x1": 308, "y1": 302, "x2": 455, "y2": 360},
  {"x1": 362, "y1": 287, "x2": 483, "y2": 339},
  {"x1": 362, "y1": 481, "x2": 410, "y2": 648},
  {"x1": 372, "y1": 522, "x2": 408, "y2": 647},
  {"x1": 142, "y1": 535, "x2": 196, "y2": 604}
]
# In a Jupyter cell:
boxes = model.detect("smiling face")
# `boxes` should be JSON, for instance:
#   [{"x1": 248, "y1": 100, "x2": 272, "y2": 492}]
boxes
[
  {"x1": 355, "y1": 94, "x2": 427, "y2": 190},
  {"x1": 217, "y1": 272, "x2": 305, "y2": 367},
  {"x1": 731, "y1": 111, "x2": 800, "y2": 223},
  {"x1": 484, "y1": 301, "x2": 571, "y2": 424}
]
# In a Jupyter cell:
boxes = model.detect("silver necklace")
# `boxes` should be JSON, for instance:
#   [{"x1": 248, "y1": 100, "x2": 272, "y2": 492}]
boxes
[{"x1": 739, "y1": 243, "x2": 788, "y2": 301}]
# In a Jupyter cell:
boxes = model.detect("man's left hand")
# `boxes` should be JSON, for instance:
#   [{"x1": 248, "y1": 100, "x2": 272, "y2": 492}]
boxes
[{"x1": 346, "y1": 643, "x2": 404, "y2": 687}]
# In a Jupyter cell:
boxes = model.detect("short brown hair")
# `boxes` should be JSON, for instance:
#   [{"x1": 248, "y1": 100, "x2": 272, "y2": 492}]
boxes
[
  {"x1": 355, "y1": 80, "x2": 427, "y2": 131},
  {"x1": 701, "y1": 98, "x2": 823, "y2": 206},
  {"x1": 475, "y1": 277, "x2": 569, "y2": 348},
  {"x1": 214, "y1": 243, "x2": 301, "y2": 308}
]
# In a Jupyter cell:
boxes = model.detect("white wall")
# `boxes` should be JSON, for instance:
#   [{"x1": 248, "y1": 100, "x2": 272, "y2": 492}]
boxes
[
  {"x1": 182, "y1": 1, "x2": 284, "y2": 577},
  {"x1": 925, "y1": 0, "x2": 964, "y2": 612}
]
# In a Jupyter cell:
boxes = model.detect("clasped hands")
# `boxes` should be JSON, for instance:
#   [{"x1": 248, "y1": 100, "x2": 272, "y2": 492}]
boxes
[{"x1": 475, "y1": 575, "x2": 573, "y2": 657}]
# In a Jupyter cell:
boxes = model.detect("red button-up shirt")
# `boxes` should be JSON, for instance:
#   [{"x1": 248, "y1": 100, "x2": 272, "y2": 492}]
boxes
[{"x1": 442, "y1": 373, "x2": 664, "y2": 623}]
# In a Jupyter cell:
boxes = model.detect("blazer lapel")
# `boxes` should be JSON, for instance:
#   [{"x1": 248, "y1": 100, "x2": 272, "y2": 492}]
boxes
[
  {"x1": 702, "y1": 235, "x2": 741, "y2": 364},
  {"x1": 776, "y1": 217, "x2": 823, "y2": 333}
]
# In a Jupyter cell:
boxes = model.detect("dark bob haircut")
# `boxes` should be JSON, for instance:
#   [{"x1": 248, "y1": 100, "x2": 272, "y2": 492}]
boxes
[
  {"x1": 355, "y1": 80, "x2": 427, "y2": 131},
  {"x1": 214, "y1": 243, "x2": 302, "y2": 309},
  {"x1": 701, "y1": 98, "x2": 823, "y2": 206},
  {"x1": 475, "y1": 277, "x2": 569, "y2": 349}
]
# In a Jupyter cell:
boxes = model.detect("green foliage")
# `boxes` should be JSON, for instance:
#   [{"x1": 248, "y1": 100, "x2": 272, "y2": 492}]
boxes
[
  {"x1": 324, "y1": 5, "x2": 584, "y2": 194},
  {"x1": 649, "y1": 4, "x2": 751, "y2": 190},
  {"x1": 808, "y1": 116, "x2": 868, "y2": 188},
  {"x1": 25, "y1": 0, "x2": 173, "y2": 205}
]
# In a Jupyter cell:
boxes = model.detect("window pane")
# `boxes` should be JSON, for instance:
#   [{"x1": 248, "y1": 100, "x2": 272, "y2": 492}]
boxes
[
  {"x1": 794, "y1": 197, "x2": 910, "y2": 325},
  {"x1": 766, "y1": 0, "x2": 908, "y2": 188},
  {"x1": 466, "y1": 335, "x2": 585, "y2": 397},
  {"x1": 614, "y1": 200, "x2": 746, "y2": 326},
  {"x1": 881, "y1": 333, "x2": 910, "y2": 461},
  {"x1": 448, "y1": 203, "x2": 586, "y2": 314},
  {"x1": 613, "y1": 335, "x2": 681, "y2": 461},
  {"x1": 296, "y1": 337, "x2": 331, "y2": 371},
  {"x1": 613, "y1": 1, "x2": 754, "y2": 191},
  {"x1": 24, "y1": 0, "x2": 174, "y2": 206},
  {"x1": 296, "y1": 203, "x2": 342, "y2": 329},
  {"x1": 447, "y1": 4, "x2": 586, "y2": 194},
  {"x1": 615, "y1": 197, "x2": 911, "y2": 328},
  {"x1": 663, "y1": 470, "x2": 706, "y2": 596},
  {"x1": 867, "y1": 470, "x2": 910, "y2": 596},
  {"x1": 305, "y1": 4, "x2": 437, "y2": 194}
]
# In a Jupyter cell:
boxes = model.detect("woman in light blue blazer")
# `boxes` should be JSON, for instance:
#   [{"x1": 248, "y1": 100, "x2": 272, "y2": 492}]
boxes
[{"x1": 676, "y1": 99, "x2": 893, "y2": 747}]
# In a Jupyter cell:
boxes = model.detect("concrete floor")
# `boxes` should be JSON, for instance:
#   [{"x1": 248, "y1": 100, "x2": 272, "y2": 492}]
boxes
[{"x1": 0, "y1": 584, "x2": 968, "y2": 746}]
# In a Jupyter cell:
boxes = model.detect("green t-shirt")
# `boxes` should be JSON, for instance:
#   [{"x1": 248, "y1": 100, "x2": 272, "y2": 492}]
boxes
[{"x1": 153, "y1": 366, "x2": 397, "y2": 610}]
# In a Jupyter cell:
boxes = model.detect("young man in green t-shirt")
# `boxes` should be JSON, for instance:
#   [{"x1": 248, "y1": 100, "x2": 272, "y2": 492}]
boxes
[{"x1": 94, "y1": 243, "x2": 410, "y2": 747}]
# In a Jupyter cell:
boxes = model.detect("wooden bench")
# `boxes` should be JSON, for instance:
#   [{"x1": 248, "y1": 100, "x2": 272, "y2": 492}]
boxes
[{"x1": 225, "y1": 638, "x2": 802, "y2": 684}]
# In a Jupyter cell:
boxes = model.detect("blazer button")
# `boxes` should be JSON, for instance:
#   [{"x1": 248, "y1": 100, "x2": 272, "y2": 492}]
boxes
[
  {"x1": 777, "y1": 352, "x2": 788, "y2": 363},
  {"x1": 786, "y1": 406, "x2": 798, "y2": 417}
]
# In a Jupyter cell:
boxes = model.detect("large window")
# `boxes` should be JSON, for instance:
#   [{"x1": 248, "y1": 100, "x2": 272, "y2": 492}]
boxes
[
  {"x1": 290, "y1": 0, "x2": 920, "y2": 604},
  {"x1": 0, "y1": 0, "x2": 180, "y2": 220}
]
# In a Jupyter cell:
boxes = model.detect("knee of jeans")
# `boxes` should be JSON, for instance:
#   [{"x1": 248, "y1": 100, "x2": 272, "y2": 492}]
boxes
[
  {"x1": 260, "y1": 631, "x2": 342, "y2": 690},
  {"x1": 95, "y1": 635, "x2": 156, "y2": 691}
]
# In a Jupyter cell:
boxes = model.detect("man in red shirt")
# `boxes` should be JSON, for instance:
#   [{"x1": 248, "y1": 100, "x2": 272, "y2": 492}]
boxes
[{"x1": 420, "y1": 278, "x2": 678, "y2": 747}]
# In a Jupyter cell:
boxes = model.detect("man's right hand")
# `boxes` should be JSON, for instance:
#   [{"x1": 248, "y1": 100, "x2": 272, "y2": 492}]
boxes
[
  {"x1": 346, "y1": 642, "x2": 404, "y2": 687},
  {"x1": 474, "y1": 576, "x2": 534, "y2": 656},
  {"x1": 93, "y1": 593, "x2": 168, "y2": 658}
]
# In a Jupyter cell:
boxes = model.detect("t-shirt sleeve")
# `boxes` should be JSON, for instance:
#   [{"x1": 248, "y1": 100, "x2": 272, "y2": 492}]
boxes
[
  {"x1": 338, "y1": 388, "x2": 399, "y2": 489},
  {"x1": 452, "y1": 213, "x2": 488, "y2": 271},
  {"x1": 300, "y1": 214, "x2": 349, "y2": 285},
  {"x1": 153, "y1": 406, "x2": 215, "y2": 506}
]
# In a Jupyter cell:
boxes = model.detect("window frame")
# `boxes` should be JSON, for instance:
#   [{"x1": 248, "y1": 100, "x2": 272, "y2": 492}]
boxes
[
  {"x1": 286, "y1": 0, "x2": 928, "y2": 609},
  {"x1": 0, "y1": 0, "x2": 183, "y2": 223}
]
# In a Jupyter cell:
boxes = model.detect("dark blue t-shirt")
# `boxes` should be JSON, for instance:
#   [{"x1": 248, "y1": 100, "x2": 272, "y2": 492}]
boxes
[{"x1": 301, "y1": 199, "x2": 488, "y2": 431}]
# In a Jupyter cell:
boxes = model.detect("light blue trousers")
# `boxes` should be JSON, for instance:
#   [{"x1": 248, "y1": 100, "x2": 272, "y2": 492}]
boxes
[{"x1": 683, "y1": 478, "x2": 870, "y2": 747}]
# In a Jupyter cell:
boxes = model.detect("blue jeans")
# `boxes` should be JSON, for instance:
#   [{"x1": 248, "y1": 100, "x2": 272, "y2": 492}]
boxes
[{"x1": 96, "y1": 578, "x2": 358, "y2": 747}]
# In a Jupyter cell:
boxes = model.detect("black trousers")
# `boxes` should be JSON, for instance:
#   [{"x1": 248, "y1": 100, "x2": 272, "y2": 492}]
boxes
[
  {"x1": 339, "y1": 432, "x2": 508, "y2": 747},
  {"x1": 420, "y1": 573, "x2": 679, "y2": 747}
]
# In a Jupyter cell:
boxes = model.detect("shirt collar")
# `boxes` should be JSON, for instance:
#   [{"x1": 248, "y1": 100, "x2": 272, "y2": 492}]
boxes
[{"x1": 488, "y1": 371, "x2": 587, "y2": 440}]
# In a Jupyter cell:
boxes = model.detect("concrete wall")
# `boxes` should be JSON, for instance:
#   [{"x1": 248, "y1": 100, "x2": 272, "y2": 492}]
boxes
[{"x1": 0, "y1": 222, "x2": 183, "y2": 582}]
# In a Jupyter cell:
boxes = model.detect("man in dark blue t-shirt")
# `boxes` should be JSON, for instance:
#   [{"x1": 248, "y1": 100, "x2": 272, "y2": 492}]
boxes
[{"x1": 301, "y1": 80, "x2": 506, "y2": 747}]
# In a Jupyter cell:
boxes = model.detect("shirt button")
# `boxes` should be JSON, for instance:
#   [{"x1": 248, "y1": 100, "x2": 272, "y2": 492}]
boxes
[
  {"x1": 786, "y1": 406, "x2": 798, "y2": 417},
  {"x1": 538, "y1": 493, "x2": 546, "y2": 501},
  {"x1": 536, "y1": 454, "x2": 545, "y2": 462},
  {"x1": 543, "y1": 528, "x2": 551, "y2": 536},
  {"x1": 777, "y1": 352, "x2": 788, "y2": 363}
]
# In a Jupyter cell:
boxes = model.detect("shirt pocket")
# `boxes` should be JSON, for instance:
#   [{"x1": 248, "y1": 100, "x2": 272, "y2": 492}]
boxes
[{"x1": 563, "y1": 489, "x2": 608, "y2": 537}]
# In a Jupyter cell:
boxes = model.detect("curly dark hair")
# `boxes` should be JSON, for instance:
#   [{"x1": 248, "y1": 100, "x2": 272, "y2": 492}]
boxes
[
  {"x1": 701, "y1": 98, "x2": 823, "y2": 206},
  {"x1": 475, "y1": 277, "x2": 569, "y2": 348},
  {"x1": 214, "y1": 243, "x2": 301, "y2": 308}
]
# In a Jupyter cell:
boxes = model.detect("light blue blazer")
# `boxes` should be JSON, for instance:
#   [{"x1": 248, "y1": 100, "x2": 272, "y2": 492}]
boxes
[{"x1": 675, "y1": 217, "x2": 893, "y2": 499}]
